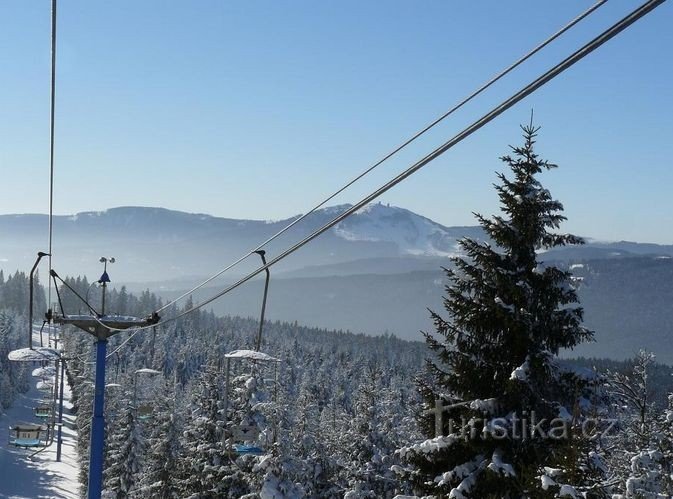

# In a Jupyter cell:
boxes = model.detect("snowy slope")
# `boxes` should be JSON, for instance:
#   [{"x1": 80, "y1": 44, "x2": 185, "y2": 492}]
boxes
[
  {"x1": 0, "y1": 332, "x2": 79, "y2": 499},
  {"x1": 333, "y1": 203, "x2": 462, "y2": 257}
]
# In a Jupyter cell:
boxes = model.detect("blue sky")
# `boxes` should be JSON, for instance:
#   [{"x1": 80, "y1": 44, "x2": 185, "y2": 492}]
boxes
[{"x1": 1, "y1": 1, "x2": 671, "y2": 243}]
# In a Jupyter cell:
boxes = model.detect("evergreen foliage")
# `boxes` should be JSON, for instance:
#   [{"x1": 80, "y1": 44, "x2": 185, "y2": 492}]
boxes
[
  {"x1": 6, "y1": 124, "x2": 673, "y2": 497},
  {"x1": 0, "y1": 312, "x2": 30, "y2": 410},
  {"x1": 103, "y1": 401, "x2": 144, "y2": 497},
  {"x1": 400, "y1": 124, "x2": 604, "y2": 498},
  {"x1": 607, "y1": 351, "x2": 673, "y2": 497},
  {"x1": 138, "y1": 380, "x2": 182, "y2": 498}
]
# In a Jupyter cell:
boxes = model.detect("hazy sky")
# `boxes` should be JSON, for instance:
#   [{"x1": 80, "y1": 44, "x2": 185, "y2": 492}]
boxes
[{"x1": 1, "y1": 1, "x2": 671, "y2": 243}]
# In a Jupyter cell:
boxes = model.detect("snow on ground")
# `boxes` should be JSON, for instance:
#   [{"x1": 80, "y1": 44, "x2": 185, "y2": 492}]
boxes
[
  {"x1": 0, "y1": 330, "x2": 79, "y2": 499},
  {"x1": 0, "y1": 383, "x2": 79, "y2": 498},
  {"x1": 334, "y1": 202, "x2": 459, "y2": 257}
]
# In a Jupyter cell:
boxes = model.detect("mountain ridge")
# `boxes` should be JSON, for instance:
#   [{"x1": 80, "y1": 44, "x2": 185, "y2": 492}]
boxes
[
  {"x1": 1, "y1": 204, "x2": 672, "y2": 283},
  {"x1": 2, "y1": 204, "x2": 673, "y2": 362}
]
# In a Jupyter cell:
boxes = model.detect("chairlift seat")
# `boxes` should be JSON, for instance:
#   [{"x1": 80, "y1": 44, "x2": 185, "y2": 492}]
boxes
[
  {"x1": 34, "y1": 406, "x2": 52, "y2": 418},
  {"x1": 224, "y1": 350, "x2": 280, "y2": 363},
  {"x1": 233, "y1": 424, "x2": 259, "y2": 441},
  {"x1": 36, "y1": 380, "x2": 54, "y2": 391},
  {"x1": 9, "y1": 424, "x2": 46, "y2": 448},
  {"x1": 233, "y1": 444, "x2": 264, "y2": 455},
  {"x1": 32, "y1": 366, "x2": 56, "y2": 377},
  {"x1": 137, "y1": 403, "x2": 153, "y2": 421},
  {"x1": 8, "y1": 347, "x2": 61, "y2": 362},
  {"x1": 11, "y1": 437, "x2": 43, "y2": 448},
  {"x1": 52, "y1": 314, "x2": 156, "y2": 337}
]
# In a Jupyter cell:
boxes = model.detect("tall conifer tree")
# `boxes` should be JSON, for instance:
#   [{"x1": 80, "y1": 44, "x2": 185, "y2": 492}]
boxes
[{"x1": 400, "y1": 124, "x2": 604, "y2": 498}]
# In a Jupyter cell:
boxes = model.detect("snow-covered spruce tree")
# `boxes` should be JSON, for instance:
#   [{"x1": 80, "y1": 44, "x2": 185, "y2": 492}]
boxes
[
  {"x1": 178, "y1": 362, "x2": 250, "y2": 498},
  {"x1": 619, "y1": 394, "x2": 673, "y2": 498},
  {"x1": 290, "y1": 370, "x2": 340, "y2": 496},
  {"x1": 103, "y1": 400, "x2": 146, "y2": 498},
  {"x1": 137, "y1": 379, "x2": 182, "y2": 498},
  {"x1": 399, "y1": 124, "x2": 603, "y2": 498},
  {"x1": 0, "y1": 312, "x2": 30, "y2": 409},
  {"x1": 342, "y1": 364, "x2": 407, "y2": 498},
  {"x1": 256, "y1": 360, "x2": 311, "y2": 499},
  {"x1": 62, "y1": 334, "x2": 98, "y2": 494},
  {"x1": 607, "y1": 351, "x2": 673, "y2": 498}
]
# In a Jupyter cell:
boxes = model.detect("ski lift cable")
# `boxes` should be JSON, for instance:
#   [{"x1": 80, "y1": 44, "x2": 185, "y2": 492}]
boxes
[
  {"x1": 47, "y1": 0, "x2": 57, "y2": 308},
  {"x1": 93, "y1": 0, "x2": 667, "y2": 335},
  {"x1": 65, "y1": 0, "x2": 614, "y2": 347},
  {"x1": 153, "y1": 0, "x2": 607, "y2": 315},
  {"x1": 105, "y1": 328, "x2": 143, "y2": 359},
  {"x1": 50, "y1": 270, "x2": 101, "y2": 317}
]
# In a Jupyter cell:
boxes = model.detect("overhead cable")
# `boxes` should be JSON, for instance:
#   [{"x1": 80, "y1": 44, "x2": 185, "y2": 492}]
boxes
[
  {"x1": 154, "y1": 0, "x2": 607, "y2": 314},
  {"x1": 95, "y1": 0, "x2": 666, "y2": 335},
  {"x1": 47, "y1": 0, "x2": 57, "y2": 308},
  {"x1": 158, "y1": 0, "x2": 665, "y2": 325},
  {"x1": 105, "y1": 329, "x2": 142, "y2": 359}
]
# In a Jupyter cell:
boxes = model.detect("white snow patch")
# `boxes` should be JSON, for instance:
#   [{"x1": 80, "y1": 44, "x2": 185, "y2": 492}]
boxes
[
  {"x1": 494, "y1": 296, "x2": 515, "y2": 312},
  {"x1": 540, "y1": 474, "x2": 556, "y2": 490},
  {"x1": 558, "y1": 484, "x2": 578, "y2": 497},
  {"x1": 333, "y1": 202, "x2": 458, "y2": 257},
  {"x1": 0, "y1": 333, "x2": 79, "y2": 499},
  {"x1": 469, "y1": 398, "x2": 499, "y2": 414},
  {"x1": 487, "y1": 449, "x2": 515, "y2": 477},
  {"x1": 224, "y1": 349, "x2": 281, "y2": 362},
  {"x1": 510, "y1": 357, "x2": 529, "y2": 382},
  {"x1": 543, "y1": 466, "x2": 563, "y2": 477},
  {"x1": 8, "y1": 347, "x2": 61, "y2": 362},
  {"x1": 398, "y1": 435, "x2": 461, "y2": 459}
]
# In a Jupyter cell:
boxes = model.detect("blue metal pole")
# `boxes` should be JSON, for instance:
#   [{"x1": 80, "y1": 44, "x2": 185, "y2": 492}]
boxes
[
  {"x1": 88, "y1": 338, "x2": 107, "y2": 499},
  {"x1": 56, "y1": 358, "x2": 65, "y2": 462}
]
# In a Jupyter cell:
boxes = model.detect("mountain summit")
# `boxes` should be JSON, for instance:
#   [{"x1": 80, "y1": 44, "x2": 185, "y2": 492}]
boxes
[
  {"x1": 2, "y1": 204, "x2": 673, "y2": 361},
  {"x1": 0, "y1": 203, "x2": 469, "y2": 282},
  {"x1": 1, "y1": 203, "x2": 671, "y2": 283}
]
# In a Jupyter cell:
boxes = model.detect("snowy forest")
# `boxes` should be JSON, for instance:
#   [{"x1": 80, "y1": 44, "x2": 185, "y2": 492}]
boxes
[{"x1": 2, "y1": 127, "x2": 673, "y2": 498}]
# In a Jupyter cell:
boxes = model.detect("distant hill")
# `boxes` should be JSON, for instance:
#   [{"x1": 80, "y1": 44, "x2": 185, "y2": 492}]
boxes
[
  {"x1": 139, "y1": 256, "x2": 673, "y2": 364},
  {"x1": 0, "y1": 204, "x2": 469, "y2": 282},
  {"x1": 2, "y1": 203, "x2": 671, "y2": 282},
  {"x1": 2, "y1": 204, "x2": 673, "y2": 362}
]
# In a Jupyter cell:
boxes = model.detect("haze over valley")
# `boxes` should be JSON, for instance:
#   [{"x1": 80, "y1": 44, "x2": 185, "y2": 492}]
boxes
[{"x1": 2, "y1": 203, "x2": 671, "y2": 362}]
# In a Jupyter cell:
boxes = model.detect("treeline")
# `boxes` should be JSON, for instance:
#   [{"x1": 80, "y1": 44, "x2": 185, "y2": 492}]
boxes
[
  {"x1": 0, "y1": 312, "x2": 30, "y2": 410},
  {"x1": 57, "y1": 278, "x2": 425, "y2": 497},
  {"x1": 0, "y1": 269, "x2": 46, "y2": 317},
  {"x1": 2, "y1": 267, "x2": 673, "y2": 497},
  {"x1": 0, "y1": 271, "x2": 40, "y2": 410}
]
